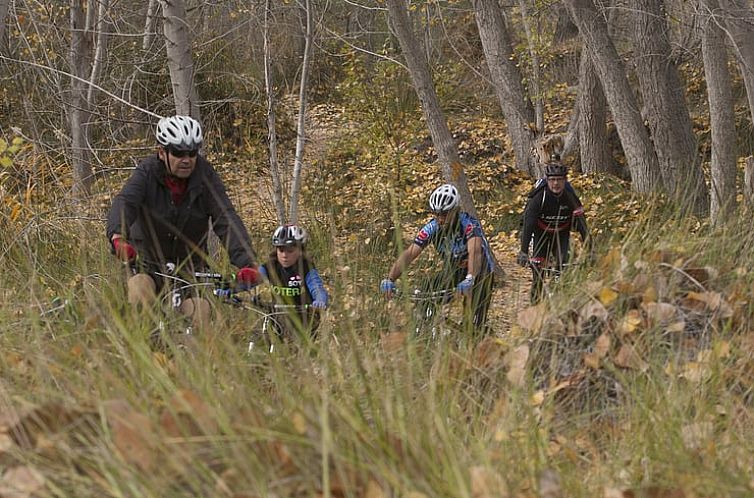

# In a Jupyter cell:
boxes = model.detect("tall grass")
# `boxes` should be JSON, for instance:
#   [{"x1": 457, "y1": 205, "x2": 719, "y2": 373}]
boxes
[{"x1": 0, "y1": 200, "x2": 752, "y2": 497}]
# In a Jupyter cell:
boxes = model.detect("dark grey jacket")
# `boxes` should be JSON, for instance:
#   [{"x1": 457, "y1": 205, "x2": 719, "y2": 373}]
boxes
[{"x1": 106, "y1": 154, "x2": 256, "y2": 269}]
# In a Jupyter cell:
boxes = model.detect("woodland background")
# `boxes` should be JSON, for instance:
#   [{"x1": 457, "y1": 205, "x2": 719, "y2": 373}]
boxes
[{"x1": 0, "y1": 0, "x2": 753, "y2": 497}]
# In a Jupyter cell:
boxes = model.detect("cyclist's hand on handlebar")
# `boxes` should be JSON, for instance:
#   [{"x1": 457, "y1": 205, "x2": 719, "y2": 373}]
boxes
[
  {"x1": 113, "y1": 237, "x2": 136, "y2": 262},
  {"x1": 236, "y1": 266, "x2": 261, "y2": 290},
  {"x1": 380, "y1": 278, "x2": 396, "y2": 300},
  {"x1": 456, "y1": 275, "x2": 474, "y2": 294},
  {"x1": 516, "y1": 251, "x2": 529, "y2": 267},
  {"x1": 312, "y1": 300, "x2": 327, "y2": 310}
]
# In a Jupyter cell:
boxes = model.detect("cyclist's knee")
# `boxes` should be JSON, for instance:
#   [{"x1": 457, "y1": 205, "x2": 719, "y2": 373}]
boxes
[
  {"x1": 180, "y1": 297, "x2": 211, "y2": 329},
  {"x1": 127, "y1": 273, "x2": 157, "y2": 307}
]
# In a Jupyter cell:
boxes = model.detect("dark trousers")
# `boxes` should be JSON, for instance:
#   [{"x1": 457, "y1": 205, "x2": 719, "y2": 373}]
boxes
[{"x1": 530, "y1": 230, "x2": 570, "y2": 303}]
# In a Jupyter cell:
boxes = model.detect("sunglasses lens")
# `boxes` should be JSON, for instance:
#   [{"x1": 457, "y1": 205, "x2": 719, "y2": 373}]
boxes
[{"x1": 170, "y1": 149, "x2": 198, "y2": 158}]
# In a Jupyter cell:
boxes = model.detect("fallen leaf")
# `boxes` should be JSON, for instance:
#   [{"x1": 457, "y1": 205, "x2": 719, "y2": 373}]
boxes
[
  {"x1": 518, "y1": 303, "x2": 547, "y2": 331},
  {"x1": 470, "y1": 465, "x2": 508, "y2": 498},
  {"x1": 292, "y1": 412, "x2": 307, "y2": 435},
  {"x1": 381, "y1": 332, "x2": 407, "y2": 353},
  {"x1": 617, "y1": 310, "x2": 643, "y2": 335},
  {"x1": 641, "y1": 302, "x2": 677, "y2": 324},
  {"x1": 594, "y1": 333, "x2": 610, "y2": 358},
  {"x1": 363, "y1": 479, "x2": 387, "y2": 498},
  {"x1": 0, "y1": 466, "x2": 45, "y2": 498},
  {"x1": 597, "y1": 287, "x2": 618, "y2": 307},
  {"x1": 579, "y1": 300, "x2": 609, "y2": 323},
  {"x1": 665, "y1": 321, "x2": 686, "y2": 333},
  {"x1": 505, "y1": 345, "x2": 529, "y2": 387},
  {"x1": 614, "y1": 344, "x2": 647, "y2": 371},
  {"x1": 104, "y1": 400, "x2": 157, "y2": 472}
]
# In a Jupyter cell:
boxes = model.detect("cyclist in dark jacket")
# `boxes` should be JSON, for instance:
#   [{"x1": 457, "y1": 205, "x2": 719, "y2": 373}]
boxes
[
  {"x1": 107, "y1": 115, "x2": 259, "y2": 329},
  {"x1": 517, "y1": 163, "x2": 590, "y2": 303}
]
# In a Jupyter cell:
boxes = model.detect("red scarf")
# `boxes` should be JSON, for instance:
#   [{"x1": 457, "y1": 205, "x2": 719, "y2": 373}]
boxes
[{"x1": 164, "y1": 176, "x2": 188, "y2": 205}]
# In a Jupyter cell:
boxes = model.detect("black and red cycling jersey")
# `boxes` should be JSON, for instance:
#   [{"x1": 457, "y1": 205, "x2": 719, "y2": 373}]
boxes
[{"x1": 520, "y1": 185, "x2": 588, "y2": 254}]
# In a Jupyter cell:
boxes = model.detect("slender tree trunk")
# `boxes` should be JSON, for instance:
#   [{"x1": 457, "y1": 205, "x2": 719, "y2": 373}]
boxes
[
  {"x1": 160, "y1": 0, "x2": 200, "y2": 119},
  {"x1": 87, "y1": 0, "x2": 109, "y2": 105},
  {"x1": 744, "y1": 156, "x2": 754, "y2": 207},
  {"x1": 473, "y1": 0, "x2": 537, "y2": 175},
  {"x1": 264, "y1": 0, "x2": 286, "y2": 224},
  {"x1": 631, "y1": 0, "x2": 708, "y2": 214},
  {"x1": 517, "y1": 0, "x2": 544, "y2": 132},
  {"x1": 70, "y1": 0, "x2": 93, "y2": 197},
  {"x1": 142, "y1": 0, "x2": 159, "y2": 51},
  {"x1": 0, "y1": 0, "x2": 10, "y2": 53},
  {"x1": 701, "y1": 0, "x2": 738, "y2": 222},
  {"x1": 718, "y1": 0, "x2": 754, "y2": 140},
  {"x1": 385, "y1": 0, "x2": 477, "y2": 216},
  {"x1": 565, "y1": 0, "x2": 661, "y2": 193},
  {"x1": 577, "y1": 49, "x2": 613, "y2": 175},
  {"x1": 287, "y1": 0, "x2": 312, "y2": 224},
  {"x1": 562, "y1": 101, "x2": 580, "y2": 163}
]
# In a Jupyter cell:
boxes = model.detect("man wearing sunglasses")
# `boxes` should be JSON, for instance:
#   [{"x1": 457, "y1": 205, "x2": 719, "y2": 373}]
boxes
[{"x1": 106, "y1": 115, "x2": 259, "y2": 330}]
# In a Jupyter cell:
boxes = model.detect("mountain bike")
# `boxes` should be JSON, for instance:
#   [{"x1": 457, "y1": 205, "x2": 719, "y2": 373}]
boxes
[
  {"x1": 214, "y1": 295, "x2": 315, "y2": 353},
  {"x1": 147, "y1": 262, "x2": 229, "y2": 352},
  {"x1": 396, "y1": 285, "x2": 460, "y2": 340},
  {"x1": 528, "y1": 258, "x2": 576, "y2": 303}
]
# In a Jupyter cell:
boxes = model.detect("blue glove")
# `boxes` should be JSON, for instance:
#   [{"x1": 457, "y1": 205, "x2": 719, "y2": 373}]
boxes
[
  {"x1": 312, "y1": 300, "x2": 327, "y2": 310},
  {"x1": 214, "y1": 288, "x2": 233, "y2": 298},
  {"x1": 380, "y1": 278, "x2": 396, "y2": 294},
  {"x1": 457, "y1": 275, "x2": 475, "y2": 294}
]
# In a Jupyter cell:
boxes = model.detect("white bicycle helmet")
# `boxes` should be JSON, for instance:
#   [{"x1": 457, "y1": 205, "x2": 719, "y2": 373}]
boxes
[
  {"x1": 272, "y1": 224, "x2": 308, "y2": 247},
  {"x1": 428, "y1": 183, "x2": 460, "y2": 213},
  {"x1": 156, "y1": 115, "x2": 203, "y2": 151}
]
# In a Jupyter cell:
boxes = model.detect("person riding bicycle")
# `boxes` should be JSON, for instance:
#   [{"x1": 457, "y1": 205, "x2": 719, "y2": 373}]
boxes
[
  {"x1": 106, "y1": 115, "x2": 259, "y2": 329},
  {"x1": 380, "y1": 183, "x2": 495, "y2": 333},
  {"x1": 517, "y1": 162, "x2": 591, "y2": 303},
  {"x1": 253, "y1": 224, "x2": 329, "y2": 339}
]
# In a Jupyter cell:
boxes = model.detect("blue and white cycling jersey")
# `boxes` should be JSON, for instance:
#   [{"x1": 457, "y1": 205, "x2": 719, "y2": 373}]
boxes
[{"x1": 413, "y1": 212, "x2": 494, "y2": 272}]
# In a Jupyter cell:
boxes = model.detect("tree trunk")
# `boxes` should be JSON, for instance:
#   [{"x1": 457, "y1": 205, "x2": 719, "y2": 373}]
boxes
[
  {"x1": 562, "y1": 101, "x2": 580, "y2": 164},
  {"x1": 631, "y1": 0, "x2": 708, "y2": 214},
  {"x1": 142, "y1": 0, "x2": 159, "y2": 51},
  {"x1": 701, "y1": 0, "x2": 738, "y2": 222},
  {"x1": 69, "y1": 0, "x2": 93, "y2": 198},
  {"x1": 160, "y1": 0, "x2": 200, "y2": 119},
  {"x1": 0, "y1": 0, "x2": 10, "y2": 53},
  {"x1": 473, "y1": 0, "x2": 537, "y2": 175},
  {"x1": 517, "y1": 0, "x2": 544, "y2": 132},
  {"x1": 87, "y1": 0, "x2": 109, "y2": 105},
  {"x1": 565, "y1": 0, "x2": 661, "y2": 193},
  {"x1": 744, "y1": 156, "x2": 754, "y2": 207},
  {"x1": 264, "y1": 0, "x2": 286, "y2": 224},
  {"x1": 718, "y1": 0, "x2": 754, "y2": 142},
  {"x1": 385, "y1": 0, "x2": 477, "y2": 216},
  {"x1": 288, "y1": 0, "x2": 312, "y2": 224},
  {"x1": 577, "y1": 49, "x2": 614, "y2": 175}
]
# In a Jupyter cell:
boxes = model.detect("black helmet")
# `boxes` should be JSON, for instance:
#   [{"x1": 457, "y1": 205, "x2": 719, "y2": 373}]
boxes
[
  {"x1": 544, "y1": 163, "x2": 568, "y2": 177},
  {"x1": 272, "y1": 224, "x2": 307, "y2": 247}
]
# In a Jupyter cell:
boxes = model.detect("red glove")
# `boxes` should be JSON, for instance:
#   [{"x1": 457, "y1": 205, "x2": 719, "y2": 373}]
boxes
[
  {"x1": 112, "y1": 237, "x2": 136, "y2": 262},
  {"x1": 236, "y1": 266, "x2": 260, "y2": 289}
]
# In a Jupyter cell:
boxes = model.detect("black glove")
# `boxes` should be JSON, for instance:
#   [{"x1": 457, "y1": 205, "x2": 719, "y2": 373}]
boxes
[{"x1": 516, "y1": 251, "x2": 529, "y2": 267}]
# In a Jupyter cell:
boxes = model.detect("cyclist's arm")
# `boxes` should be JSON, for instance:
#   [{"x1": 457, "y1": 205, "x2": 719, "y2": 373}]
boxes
[
  {"x1": 387, "y1": 243, "x2": 423, "y2": 281},
  {"x1": 258, "y1": 264, "x2": 269, "y2": 280},
  {"x1": 305, "y1": 268, "x2": 329, "y2": 305},
  {"x1": 106, "y1": 164, "x2": 148, "y2": 242},
  {"x1": 203, "y1": 163, "x2": 256, "y2": 268},
  {"x1": 467, "y1": 236, "x2": 483, "y2": 278},
  {"x1": 569, "y1": 192, "x2": 591, "y2": 248},
  {"x1": 520, "y1": 194, "x2": 541, "y2": 253}
]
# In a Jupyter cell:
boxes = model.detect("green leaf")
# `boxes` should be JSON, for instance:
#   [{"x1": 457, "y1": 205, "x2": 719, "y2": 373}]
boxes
[{"x1": 0, "y1": 157, "x2": 12, "y2": 167}]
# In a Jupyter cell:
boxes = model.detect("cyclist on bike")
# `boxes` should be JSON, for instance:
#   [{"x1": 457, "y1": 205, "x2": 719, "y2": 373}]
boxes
[
  {"x1": 517, "y1": 162, "x2": 591, "y2": 303},
  {"x1": 106, "y1": 115, "x2": 259, "y2": 329},
  {"x1": 253, "y1": 224, "x2": 329, "y2": 338},
  {"x1": 380, "y1": 183, "x2": 495, "y2": 333}
]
